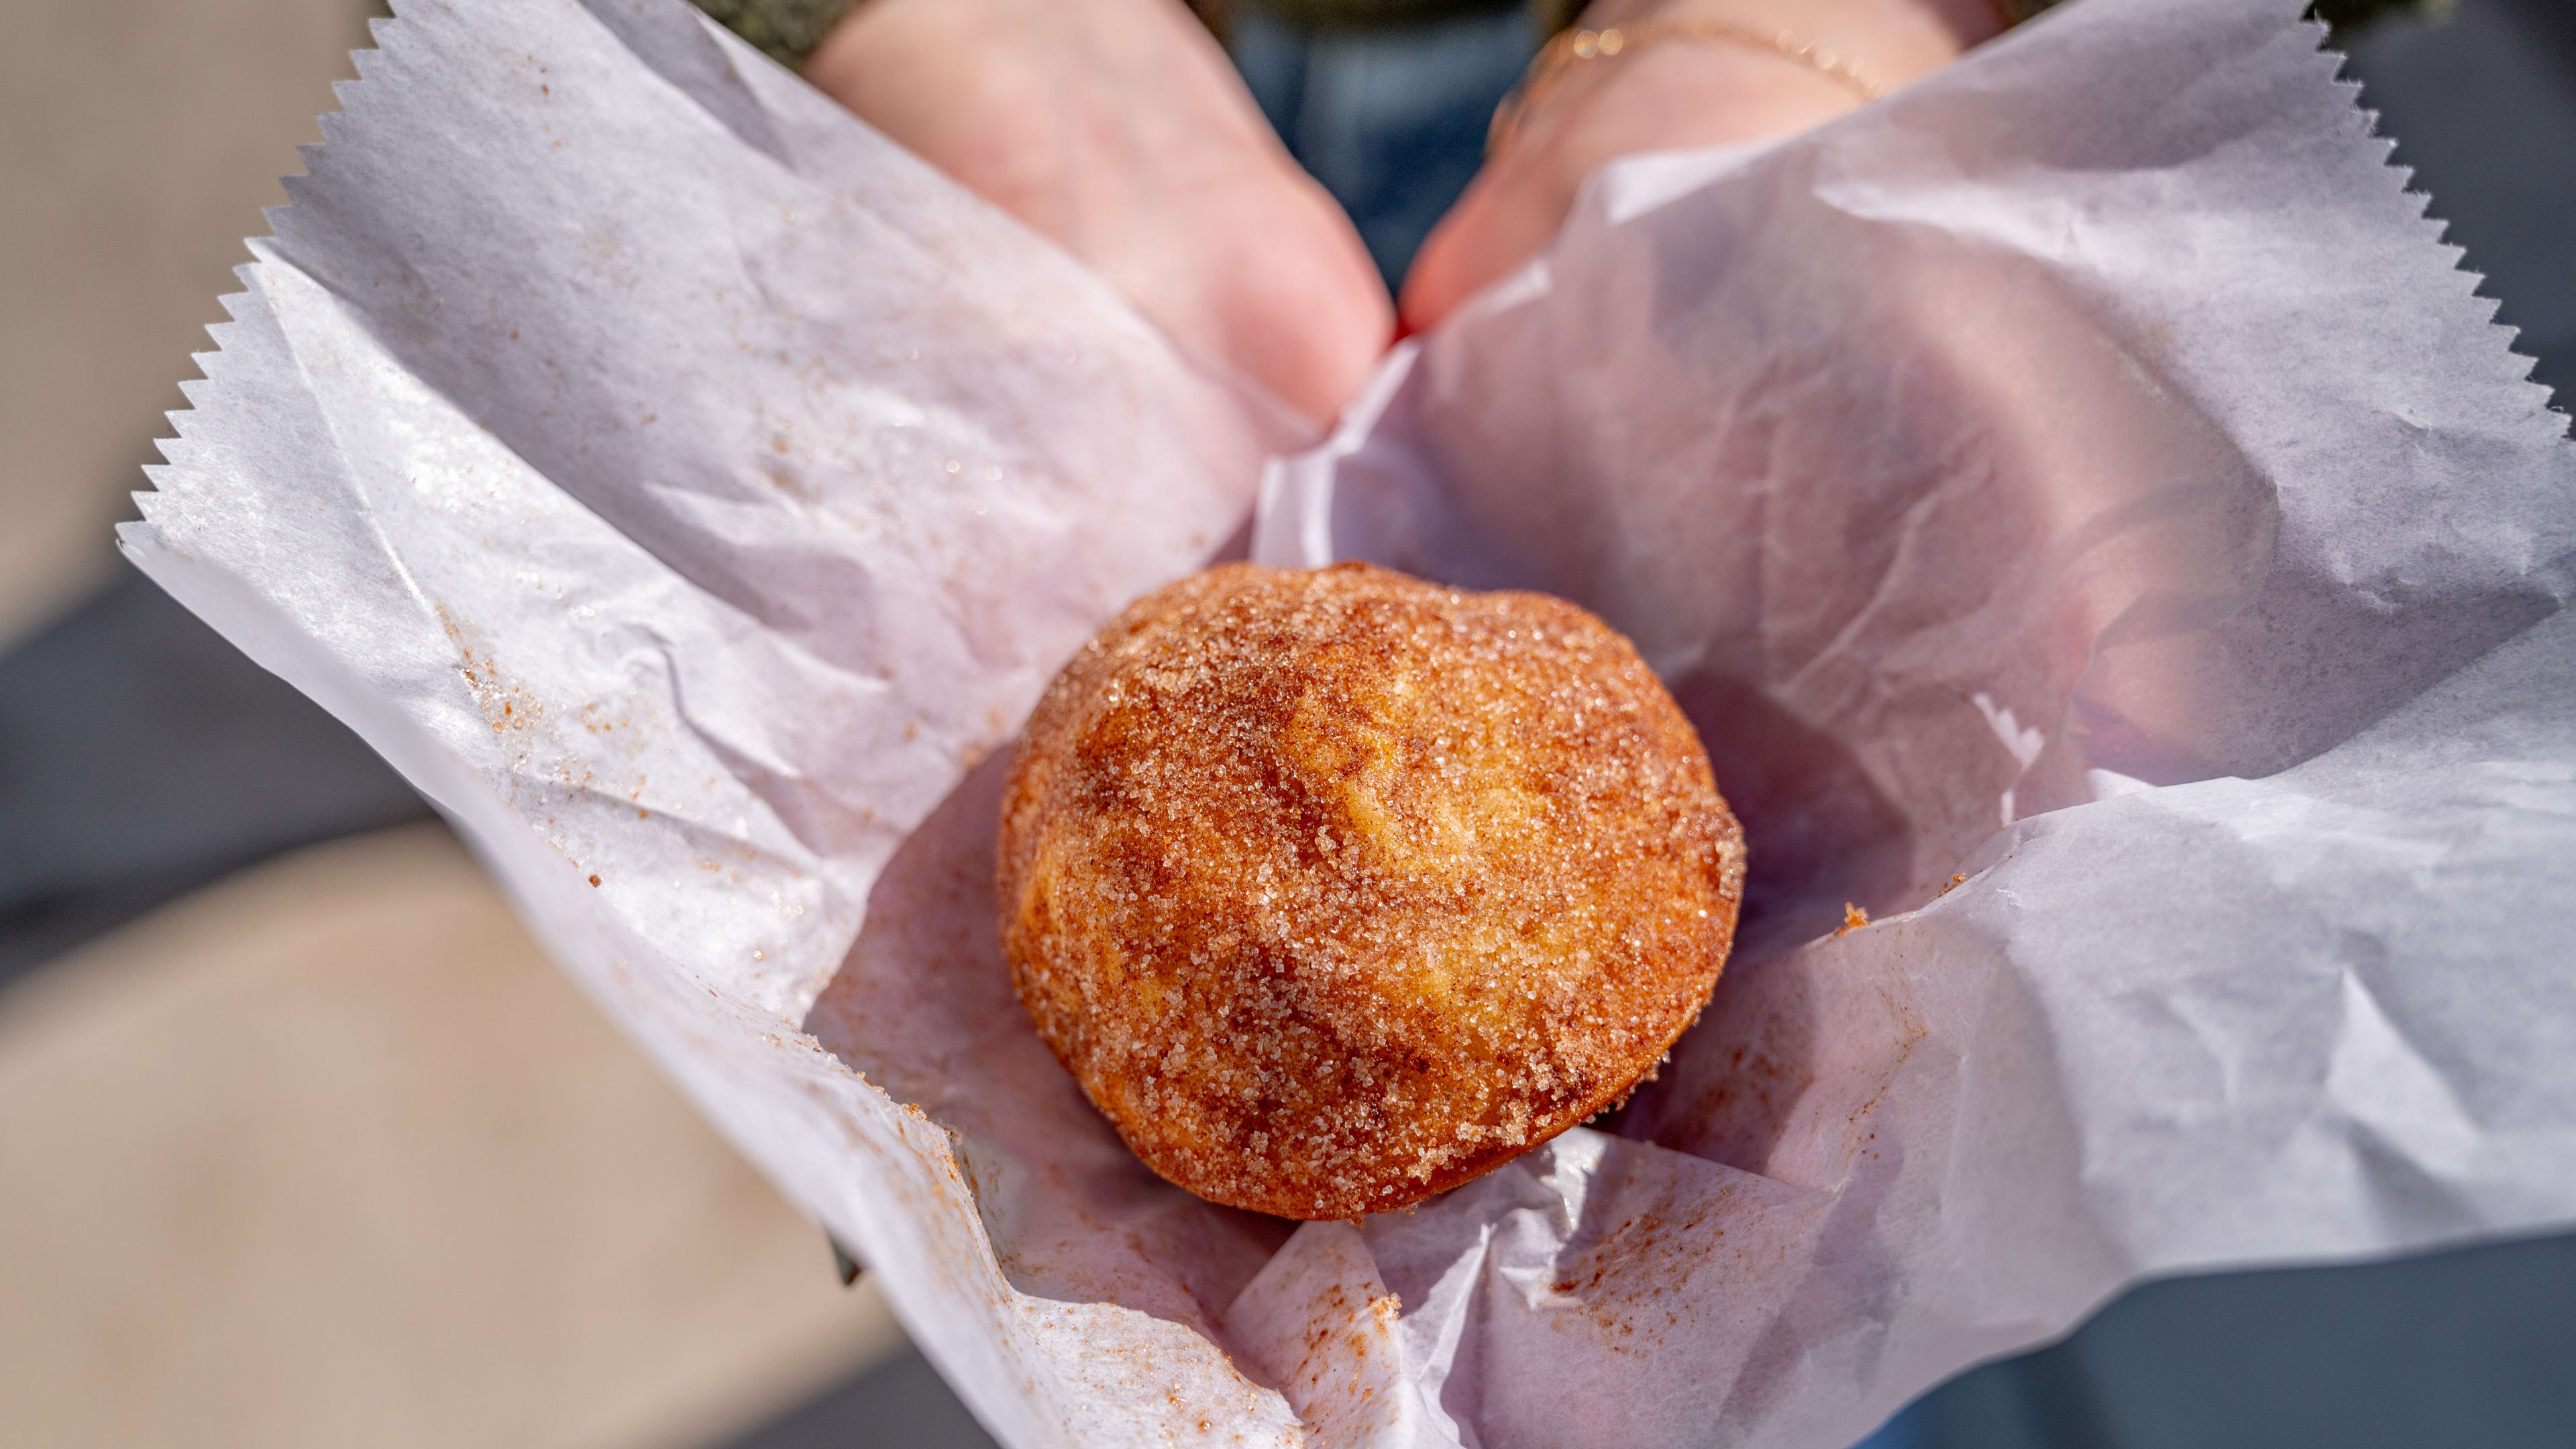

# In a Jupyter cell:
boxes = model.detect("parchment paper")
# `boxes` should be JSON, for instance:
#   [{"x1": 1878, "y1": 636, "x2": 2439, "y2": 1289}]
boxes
[{"x1": 122, "y1": 0, "x2": 2576, "y2": 1445}]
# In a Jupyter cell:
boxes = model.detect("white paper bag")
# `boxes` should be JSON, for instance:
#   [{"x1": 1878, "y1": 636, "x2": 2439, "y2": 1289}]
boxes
[{"x1": 124, "y1": 0, "x2": 2576, "y2": 1444}]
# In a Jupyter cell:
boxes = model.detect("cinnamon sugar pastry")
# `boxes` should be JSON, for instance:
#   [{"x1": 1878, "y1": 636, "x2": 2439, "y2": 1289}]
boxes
[{"x1": 998, "y1": 562, "x2": 1743, "y2": 1219}]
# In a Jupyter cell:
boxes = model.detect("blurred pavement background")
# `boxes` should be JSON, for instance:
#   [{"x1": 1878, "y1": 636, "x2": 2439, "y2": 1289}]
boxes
[
  {"x1": 0, "y1": 1, "x2": 2567, "y2": 1446},
  {"x1": 0, "y1": 3, "x2": 952, "y2": 1446}
]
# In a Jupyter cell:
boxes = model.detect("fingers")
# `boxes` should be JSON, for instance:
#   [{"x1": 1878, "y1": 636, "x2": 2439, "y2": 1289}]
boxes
[
  {"x1": 1398, "y1": 157, "x2": 1570, "y2": 337},
  {"x1": 1402, "y1": 0, "x2": 2001, "y2": 333},
  {"x1": 1089, "y1": 158, "x2": 1395, "y2": 425},
  {"x1": 1191, "y1": 173, "x2": 1397, "y2": 425},
  {"x1": 1403, "y1": 44, "x2": 1858, "y2": 331},
  {"x1": 808, "y1": 0, "x2": 1391, "y2": 425}
]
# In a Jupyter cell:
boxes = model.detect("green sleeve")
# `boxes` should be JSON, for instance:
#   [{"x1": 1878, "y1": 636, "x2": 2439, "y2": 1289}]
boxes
[{"x1": 690, "y1": 0, "x2": 857, "y2": 69}]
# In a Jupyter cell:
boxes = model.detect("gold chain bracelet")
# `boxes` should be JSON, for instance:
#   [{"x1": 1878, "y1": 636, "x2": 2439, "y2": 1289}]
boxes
[{"x1": 1489, "y1": 19, "x2": 1890, "y2": 156}]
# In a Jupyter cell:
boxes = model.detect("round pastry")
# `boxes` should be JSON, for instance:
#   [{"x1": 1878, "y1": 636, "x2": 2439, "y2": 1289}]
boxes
[{"x1": 997, "y1": 561, "x2": 1743, "y2": 1220}]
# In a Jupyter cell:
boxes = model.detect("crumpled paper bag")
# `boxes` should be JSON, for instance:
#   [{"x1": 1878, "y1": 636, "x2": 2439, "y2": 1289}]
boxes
[{"x1": 122, "y1": 0, "x2": 2576, "y2": 1444}]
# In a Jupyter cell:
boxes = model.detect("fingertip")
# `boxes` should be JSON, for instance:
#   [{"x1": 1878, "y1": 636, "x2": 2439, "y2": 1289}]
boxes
[
  {"x1": 1397, "y1": 168, "x2": 1521, "y2": 337},
  {"x1": 1250, "y1": 241, "x2": 1395, "y2": 425},
  {"x1": 1398, "y1": 226, "x2": 1475, "y2": 338}
]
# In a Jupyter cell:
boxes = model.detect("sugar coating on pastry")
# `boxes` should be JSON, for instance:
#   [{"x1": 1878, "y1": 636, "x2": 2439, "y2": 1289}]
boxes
[{"x1": 997, "y1": 561, "x2": 1744, "y2": 1220}]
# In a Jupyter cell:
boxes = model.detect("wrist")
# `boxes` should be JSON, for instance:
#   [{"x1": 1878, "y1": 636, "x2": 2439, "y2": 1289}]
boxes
[
  {"x1": 1494, "y1": 0, "x2": 2003, "y2": 164},
  {"x1": 1574, "y1": 0, "x2": 2000, "y2": 94}
]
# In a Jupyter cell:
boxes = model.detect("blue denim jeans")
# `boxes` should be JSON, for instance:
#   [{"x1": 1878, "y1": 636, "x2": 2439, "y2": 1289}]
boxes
[{"x1": 1228, "y1": 2, "x2": 1540, "y2": 292}]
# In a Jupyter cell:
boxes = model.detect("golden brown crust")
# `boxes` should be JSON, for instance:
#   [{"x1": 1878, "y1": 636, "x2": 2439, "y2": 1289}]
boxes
[{"x1": 998, "y1": 562, "x2": 1744, "y2": 1220}]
